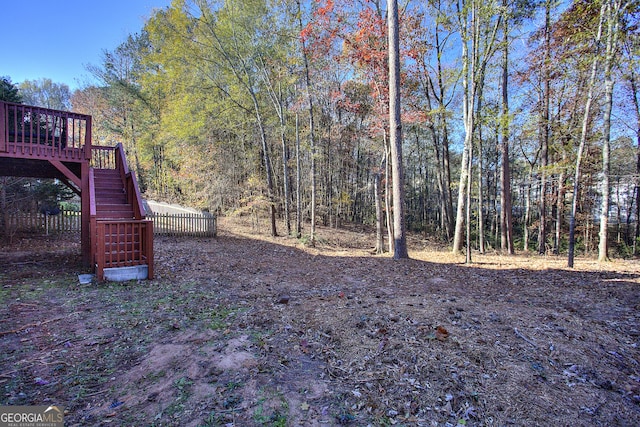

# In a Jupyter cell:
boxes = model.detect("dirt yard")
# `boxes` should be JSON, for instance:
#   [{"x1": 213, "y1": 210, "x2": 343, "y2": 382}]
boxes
[{"x1": 1, "y1": 217, "x2": 639, "y2": 426}]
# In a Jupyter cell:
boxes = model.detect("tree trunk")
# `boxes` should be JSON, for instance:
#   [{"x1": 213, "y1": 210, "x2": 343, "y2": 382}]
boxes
[
  {"x1": 452, "y1": 10, "x2": 473, "y2": 254},
  {"x1": 524, "y1": 167, "x2": 534, "y2": 252},
  {"x1": 466, "y1": 142, "x2": 473, "y2": 263},
  {"x1": 538, "y1": 1, "x2": 552, "y2": 255},
  {"x1": 476, "y1": 84, "x2": 485, "y2": 254},
  {"x1": 384, "y1": 137, "x2": 394, "y2": 253},
  {"x1": 280, "y1": 116, "x2": 291, "y2": 236},
  {"x1": 252, "y1": 94, "x2": 277, "y2": 237},
  {"x1": 569, "y1": 2, "x2": 606, "y2": 267},
  {"x1": 297, "y1": 0, "x2": 317, "y2": 246},
  {"x1": 500, "y1": 6, "x2": 514, "y2": 255},
  {"x1": 442, "y1": 125, "x2": 454, "y2": 239},
  {"x1": 374, "y1": 171, "x2": 384, "y2": 254},
  {"x1": 388, "y1": 0, "x2": 408, "y2": 259},
  {"x1": 630, "y1": 63, "x2": 640, "y2": 255},
  {"x1": 453, "y1": 135, "x2": 472, "y2": 254},
  {"x1": 554, "y1": 152, "x2": 566, "y2": 255},
  {"x1": 295, "y1": 111, "x2": 302, "y2": 238},
  {"x1": 598, "y1": 0, "x2": 622, "y2": 262}
]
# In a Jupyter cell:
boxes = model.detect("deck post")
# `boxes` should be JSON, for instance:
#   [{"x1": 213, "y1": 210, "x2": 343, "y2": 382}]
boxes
[
  {"x1": 81, "y1": 115, "x2": 92, "y2": 268},
  {"x1": 84, "y1": 115, "x2": 92, "y2": 160},
  {"x1": 81, "y1": 160, "x2": 91, "y2": 268}
]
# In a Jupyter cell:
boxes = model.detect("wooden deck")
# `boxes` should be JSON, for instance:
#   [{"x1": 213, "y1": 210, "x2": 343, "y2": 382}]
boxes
[{"x1": 0, "y1": 101, "x2": 153, "y2": 280}]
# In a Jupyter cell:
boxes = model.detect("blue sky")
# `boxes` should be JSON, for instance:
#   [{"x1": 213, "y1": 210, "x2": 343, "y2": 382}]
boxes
[{"x1": 1, "y1": 0, "x2": 172, "y2": 91}]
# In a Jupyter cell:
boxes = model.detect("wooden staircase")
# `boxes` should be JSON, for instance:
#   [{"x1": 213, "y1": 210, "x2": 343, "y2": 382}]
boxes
[
  {"x1": 90, "y1": 144, "x2": 153, "y2": 281},
  {"x1": 93, "y1": 169, "x2": 134, "y2": 219}
]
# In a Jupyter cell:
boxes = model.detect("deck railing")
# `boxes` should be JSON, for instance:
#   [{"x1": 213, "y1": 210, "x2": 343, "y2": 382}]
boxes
[
  {"x1": 91, "y1": 145, "x2": 117, "y2": 169},
  {"x1": 0, "y1": 101, "x2": 91, "y2": 161}
]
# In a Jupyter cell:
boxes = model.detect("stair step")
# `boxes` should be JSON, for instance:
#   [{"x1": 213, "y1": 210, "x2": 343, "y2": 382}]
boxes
[
  {"x1": 97, "y1": 214, "x2": 135, "y2": 219},
  {"x1": 94, "y1": 181, "x2": 122, "y2": 186},
  {"x1": 94, "y1": 179, "x2": 122, "y2": 185},
  {"x1": 97, "y1": 203, "x2": 133, "y2": 210},
  {"x1": 96, "y1": 189, "x2": 126, "y2": 195},
  {"x1": 94, "y1": 171, "x2": 122, "y2": 179},
  {"x1": 94, "y1": 173, "x2": 121, "y2": 179},
  {"x1": 96, "y1": 196, "x2": 128, "y2": 204},
  {"x1": 95, "y1": 181, "x2": 124, "y2": 189},
  {"x1": 93, "y1": 169, "x2": 120, "y2": 175},
  {"x1": 96, "y1": 191, "x2": 127, "y2": 204},
  {"x1": 96, "y1": 213, "x2": 135, "y2": 219}
]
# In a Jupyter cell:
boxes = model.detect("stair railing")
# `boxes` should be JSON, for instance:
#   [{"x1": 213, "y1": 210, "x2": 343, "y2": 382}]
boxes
[{"x1": 114, "y1": 143, "x2": 146, "y2": 219}]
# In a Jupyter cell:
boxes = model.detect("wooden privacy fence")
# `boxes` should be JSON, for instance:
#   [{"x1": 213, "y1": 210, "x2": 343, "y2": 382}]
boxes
[{"x1": 3, "y1": 210, "x2": 216, "y2": 237}]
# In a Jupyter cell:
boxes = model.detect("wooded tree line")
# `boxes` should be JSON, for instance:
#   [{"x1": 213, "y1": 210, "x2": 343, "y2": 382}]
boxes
[{"x1": 63, "y1": 0, "x2": 639, "y2": 259}]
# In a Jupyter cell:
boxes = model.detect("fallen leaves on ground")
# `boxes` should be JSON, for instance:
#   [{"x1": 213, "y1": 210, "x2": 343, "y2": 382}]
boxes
[{"x1": 1, "y1": 217, "x2": 639, "y2": 426}]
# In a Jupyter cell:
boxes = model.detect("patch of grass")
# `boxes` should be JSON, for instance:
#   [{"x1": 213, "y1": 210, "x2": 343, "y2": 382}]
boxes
[
  {"x1": 252, "y1": 389, "x2": 289, "y2": 426},
  {"x1": 0, "y1": 280, "x2": 9, "y2": 305},
  {"x1": 253, "y1": 405, "x2": 288, "y2": 426},
  {"x1": 159, "y1": 376, "x2": 195, "y2": 420},
  {"x1": 197, "y1": 410, "x2": 227, "y2": 426},
  {"x1": 144, "y1": 369, "x2": 167, "y2": 383},
  {"x1": 299, "y1": 234, "x2": 328, "y2": 246},
  {"x1": 206, "y1": 306, "x2": 245, "y2": 330},
  {"x1": 225, "y1": 380, "x2": 243, "y2": 391},
  {"x1": 175, "y1": 376, "x2": 194, "y2": 393}
]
